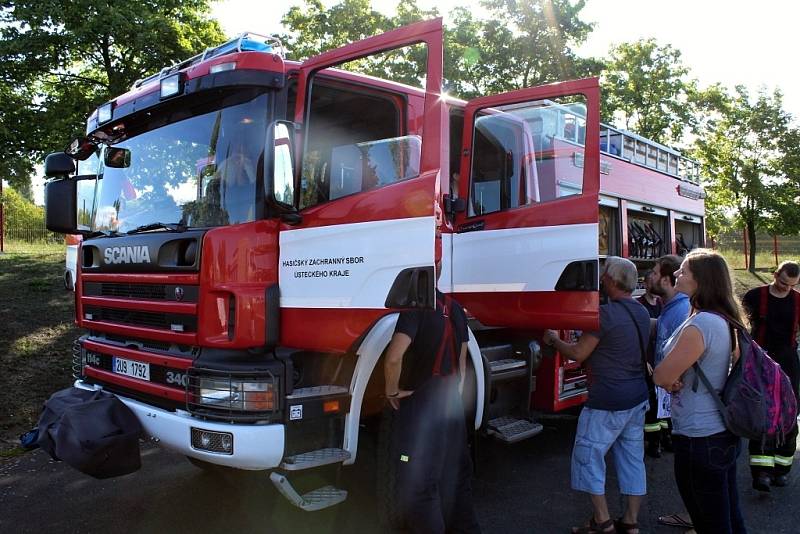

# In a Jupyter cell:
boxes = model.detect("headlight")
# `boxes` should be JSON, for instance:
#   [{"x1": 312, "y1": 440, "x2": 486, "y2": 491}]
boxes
[{"x1": 196, "y1": 375, "x2": 276, "y2": 412}]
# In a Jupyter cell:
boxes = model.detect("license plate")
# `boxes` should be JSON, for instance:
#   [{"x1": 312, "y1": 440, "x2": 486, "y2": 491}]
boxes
[{"x1": 112, "y1": 357, "x2": 150, "y2": 381}]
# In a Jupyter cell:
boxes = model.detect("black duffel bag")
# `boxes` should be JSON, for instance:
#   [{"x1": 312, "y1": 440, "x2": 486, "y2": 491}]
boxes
[{"x1": 37, "y1": 387, "x2": 143, "y2": 479}]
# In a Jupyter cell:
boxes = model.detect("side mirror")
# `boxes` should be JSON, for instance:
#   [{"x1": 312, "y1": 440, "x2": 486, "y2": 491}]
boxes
[
  {"x1": 45, "y1": 175, "x2": 96, "y2": 234},
  {"x1": 65, "y1": 137, "x2": 98, "y2": 161},
  {"x1": 104, "y1": 147, "x2": 131, "y2": 168},
  {"x1": 271, "y1": 120, "x2": 296, "y2": 208},
  {"x1": 45, "y1": 178, "x2": 78, "y2": 233},
  {"x1": 44, "y1": 152, "x2": 76, "y2": 178}
]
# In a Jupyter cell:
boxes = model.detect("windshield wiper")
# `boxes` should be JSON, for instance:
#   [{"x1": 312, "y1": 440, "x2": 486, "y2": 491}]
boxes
[
  {"x1": 126, "y1": 222, "x2": 187, "y2": 235},
  {"x1": 86, "y1": 229, "x2": 123, "y2": 238}
]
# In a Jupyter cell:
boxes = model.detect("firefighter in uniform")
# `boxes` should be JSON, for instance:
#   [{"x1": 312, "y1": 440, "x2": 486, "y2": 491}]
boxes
[
  {"x1": 383, "y1": 262, "x2": 481, "y2": 534},
  {"x1": 742, "y1": 260, "x2": 800, "y2": 491}
]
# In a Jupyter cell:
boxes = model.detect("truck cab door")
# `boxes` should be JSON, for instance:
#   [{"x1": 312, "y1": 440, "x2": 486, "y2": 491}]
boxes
[
  {"x1": 446, "y1": 78, "x2": 601, "y2": 331},
  {"x1": 279, "y1": 19, "x2": 445, "y2": 352}
]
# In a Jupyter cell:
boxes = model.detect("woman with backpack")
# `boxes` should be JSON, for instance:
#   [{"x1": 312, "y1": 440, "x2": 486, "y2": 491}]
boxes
[{"x1": 653, "y1": 250, "x2": 747, "y2": 534}]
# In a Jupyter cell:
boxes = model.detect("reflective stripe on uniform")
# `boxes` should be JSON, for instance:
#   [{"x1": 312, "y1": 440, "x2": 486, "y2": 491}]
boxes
[
  {"x1": 774, "y1": 455, "x2": 794, "y2": 467},
  {"x1": 659, "y1": 420, "x2": 669, "y2": 429},
  {"x1": 644, "y1": 423, "x2": 662, "y2": 433},
  {"x1": 750, "y1": 455, "x2": 775, "y2": 467}
]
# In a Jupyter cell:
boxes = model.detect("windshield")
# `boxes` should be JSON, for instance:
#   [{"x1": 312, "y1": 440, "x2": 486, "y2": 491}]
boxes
[{"x1": 88, "y1": 91, "x2": 268, "y2": 233}]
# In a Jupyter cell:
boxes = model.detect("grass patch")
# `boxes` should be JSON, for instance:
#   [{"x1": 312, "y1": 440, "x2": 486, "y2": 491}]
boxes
[
  {"x1": 716, "y1": 247, "x2": 799, "y2": 272},
  {"x1": 0, "y1": 250, "x2": 78, "y2": 452},
  {"x1": 3, "y1": 240, "x2": 65, "y2": 254}
]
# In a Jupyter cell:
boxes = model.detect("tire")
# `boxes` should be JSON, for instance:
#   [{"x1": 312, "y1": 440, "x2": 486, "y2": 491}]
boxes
[{"x1": 376, "y1": 408, "x2": 404, "y2": 529}]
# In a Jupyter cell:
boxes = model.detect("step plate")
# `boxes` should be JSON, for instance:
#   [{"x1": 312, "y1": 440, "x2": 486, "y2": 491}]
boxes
[
  {"x1": 487, "y1": 417, "x2": 544, "y2": 444},
  {"x1": 281, "y1": 447, "x2": 351, "y2": 471},
  {"x1": 270, "y1": 472, "x2": 347, "y2": 512},
  {"x1": 489, "y1": 358, "x2": 526, "y2": 373}
]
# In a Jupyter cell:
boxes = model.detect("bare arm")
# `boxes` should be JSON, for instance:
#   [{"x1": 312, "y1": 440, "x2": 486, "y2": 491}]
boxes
[
  {"x1": 653, "y1": 325, "x2": 704, "y2": 391},
  {"x1": 542, "y1": 329, "x2": 599, "y2": 363},
  {"x1": 383, "y1": 332, "x2": 413, "y2": 410},
  {"x1": 458, "y1": 342, "x2": 468, "y2": 393}
]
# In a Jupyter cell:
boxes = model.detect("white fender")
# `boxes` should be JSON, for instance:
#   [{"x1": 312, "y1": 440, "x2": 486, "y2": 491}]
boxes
[{"x1": 342, "y1": 313, "x2": 485, "y2": 465}]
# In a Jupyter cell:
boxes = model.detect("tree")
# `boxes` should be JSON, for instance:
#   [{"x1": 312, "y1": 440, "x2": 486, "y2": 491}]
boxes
[
  {"x1": 602, "y1": 39, "x2": 697, "y2": 145},
  {"x1": 694, "y1": 86, "x2": 795, "y2": 272},
  {"x1": 280, "y1": 0, "x2": 600, "y2": 99},
  {"x1": 0, "y1": 1, "x2": 226, "y2": 200}
]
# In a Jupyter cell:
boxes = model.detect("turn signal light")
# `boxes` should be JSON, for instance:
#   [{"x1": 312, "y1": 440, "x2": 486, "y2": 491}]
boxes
[{"x1": 323, "y1": 400, "x2": 340, "y2": 413}]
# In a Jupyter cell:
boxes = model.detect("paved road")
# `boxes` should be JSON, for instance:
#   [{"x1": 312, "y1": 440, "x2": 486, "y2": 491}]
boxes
[{"x1": 2, "y1": 417, "x2": 798, "y2": 533}]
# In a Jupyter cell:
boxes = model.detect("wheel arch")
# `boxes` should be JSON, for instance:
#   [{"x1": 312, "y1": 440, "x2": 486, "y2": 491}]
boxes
[{"x1": 341, "y1": 313, "x2": 485, "y2": 465}]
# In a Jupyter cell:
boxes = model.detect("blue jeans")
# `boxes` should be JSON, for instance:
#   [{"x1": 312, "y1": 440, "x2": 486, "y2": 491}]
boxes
[
  {"x1": 673, "y1": 431, "x2": 747, "y2": 534},
  {"x1": 571, "y1": 400, "x2": 648, "y2": 496}
]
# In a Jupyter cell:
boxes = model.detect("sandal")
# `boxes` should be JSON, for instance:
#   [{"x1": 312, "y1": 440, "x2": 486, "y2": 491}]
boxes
[
  {"x1": 571, "y1": 517, "x2": 615, "y2": 534},
  {"x1": 657, "y1": 513, "x2": 693, "y2": 529},
  {"x1": 614, "y1": 518, "x2": 639, "y2": 534}
]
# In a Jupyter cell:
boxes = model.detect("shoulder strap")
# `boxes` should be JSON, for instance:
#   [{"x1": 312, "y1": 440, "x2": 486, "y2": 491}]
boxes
[
  {"x1": 758, "y1": 285, "x2": 769, "y2": 345},
  {"x1": 431, "y1": 294, "x2": 459, "y2": 377},
  {"x1": 793, "y1": 291, "x2": 800, "y2": 346},
  {"x1": 691, "y1": 311, "x2": 737, "y2": 402},
  {"x1": 692, "y1": 361, "x2": 728, "y2": 414},
  {"x1": 618, "y1": 300, "x2": 647, "y2": 374}
]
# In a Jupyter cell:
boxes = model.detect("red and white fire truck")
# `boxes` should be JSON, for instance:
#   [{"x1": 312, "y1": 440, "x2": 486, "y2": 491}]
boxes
[{"x1": 44, "y1": 19, "x2": 704, "y2": 510}]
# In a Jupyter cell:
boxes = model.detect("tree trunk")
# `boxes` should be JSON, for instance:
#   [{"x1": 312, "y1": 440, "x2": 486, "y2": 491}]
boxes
[{"x1": 747, "y1": 220, "x2": 757, "y2": 273}]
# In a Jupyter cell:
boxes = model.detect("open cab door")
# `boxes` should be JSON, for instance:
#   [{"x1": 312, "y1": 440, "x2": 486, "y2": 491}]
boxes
[
  {"x1": 446, "y1": 78, "x2": 601, "y2": 331},
  {"x1": 279, "y1": 20, "x2": 445, "y2": 352}
]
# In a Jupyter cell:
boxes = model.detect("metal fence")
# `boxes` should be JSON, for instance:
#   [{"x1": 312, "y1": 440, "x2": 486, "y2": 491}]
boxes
[
  {"x1": 2, "y1": 220, "x2": 64, "y2": 253},
  {"x1": 713, "y1": 232, "x2": 800, "y2": 270}
]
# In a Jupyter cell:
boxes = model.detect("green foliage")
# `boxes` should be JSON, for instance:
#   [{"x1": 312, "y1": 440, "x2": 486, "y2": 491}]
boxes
[
  {"x1": 601, "y1": 39, "x2": 696, "y2": 144},
  {"x1": 280, "y1": 0, "x2": 599, "y2": 99},
  {"x1": 1, "y1": 185, "x2": 44, "y2": 229},
  {"x1": 0, "y1": 0, "x2": 226, "y2": 199},
  {"x1": 693, "y1": 85, "x2": 797, "y2": 271}
]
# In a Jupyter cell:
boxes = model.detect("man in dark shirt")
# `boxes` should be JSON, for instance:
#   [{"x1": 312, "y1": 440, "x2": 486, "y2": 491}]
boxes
[
  {"x1": 638, "y1": 268, "x2": 664, "y2": 458},
  {"x1": 383, "y1": 262, "x2": 480, "y2": 534},
  {"x1": 742, "y1": 260, "x2": 800, "y2": 491},
  {"x1": 544, "y1": 257, "x2": 649, "y2": 534},
  {"x1": 637, "y1": 269, "x2": 662, "y2": 319}
]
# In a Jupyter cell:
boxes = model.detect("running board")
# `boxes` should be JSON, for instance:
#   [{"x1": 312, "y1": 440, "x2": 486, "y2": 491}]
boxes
[
  {"x1": 269, "y1": 472, "x2": 347, "y2": 511},
  {"x1": 486, "y1": 417, "x2": 544, "y2": 444},
  {"x1": 280, "y1": 447, "x2": 351, "y2": 471}
]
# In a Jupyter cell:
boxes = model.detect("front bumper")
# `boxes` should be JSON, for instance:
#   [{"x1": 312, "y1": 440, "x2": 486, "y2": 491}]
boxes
[{"x1": 74, "y1": 380, "x2": 285, "y2": 470}]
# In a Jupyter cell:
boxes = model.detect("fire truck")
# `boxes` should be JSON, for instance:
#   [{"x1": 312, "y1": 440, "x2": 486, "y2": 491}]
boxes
[{"x1": 43, "y1": 19, "x2": 704, "y2": 511}]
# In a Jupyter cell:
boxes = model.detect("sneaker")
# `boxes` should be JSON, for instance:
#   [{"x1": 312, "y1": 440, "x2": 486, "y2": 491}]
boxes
[
  {"x1": 753, "y1": 473, "x2": 772, "y2": 492},
  {"x1": 772, "y1": 474, "x2": 789, "y2": 487}
]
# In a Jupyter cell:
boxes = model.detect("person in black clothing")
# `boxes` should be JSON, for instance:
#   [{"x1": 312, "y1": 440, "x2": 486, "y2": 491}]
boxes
[
  {"x1": 742, "y1": 260, "x2": 800, "y2": 491},
  {"x1": 638, "y1": 269, "x2": 664, "y2": 458},
  {"x1": 383, "y1": 262, "x2": 481, "y2": 534},
  {"x1": 637, "y1": 269, "x2": 663, "y2": 319}
]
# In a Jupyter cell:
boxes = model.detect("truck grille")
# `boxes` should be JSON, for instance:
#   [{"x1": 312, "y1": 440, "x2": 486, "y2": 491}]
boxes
[
  {"x1": 84, "y1": 306, "x2": 197, "y2": 332},
  {"x1": 84, "y1": 282, "x2": 198, "y2": 302}
]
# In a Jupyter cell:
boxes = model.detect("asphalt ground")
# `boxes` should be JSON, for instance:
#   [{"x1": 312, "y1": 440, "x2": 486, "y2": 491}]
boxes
[{"x1": 1, "y1": 417, "x2": 798, "y2": 533}]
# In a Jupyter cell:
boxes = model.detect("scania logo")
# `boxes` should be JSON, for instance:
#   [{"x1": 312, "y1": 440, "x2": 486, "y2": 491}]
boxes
[
  {"x1": 174, "y1": 287, "x2": 184, "y2": 301},
  {"x1": 103, "y1": 245, "x2": 151, "y2": 265}
]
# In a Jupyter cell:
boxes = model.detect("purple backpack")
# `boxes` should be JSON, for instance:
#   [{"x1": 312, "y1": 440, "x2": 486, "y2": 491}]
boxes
[{"x1": 694, "y1": 315, "x2": 798, "y2": 445}]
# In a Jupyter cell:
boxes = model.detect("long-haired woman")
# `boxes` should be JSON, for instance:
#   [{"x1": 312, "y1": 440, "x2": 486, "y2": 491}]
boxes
[{"x1": 653, "y1": 249, "x2": 747, "y2": 534}]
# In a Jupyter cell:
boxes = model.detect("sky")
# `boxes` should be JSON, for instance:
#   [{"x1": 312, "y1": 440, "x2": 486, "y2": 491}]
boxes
[
  {"x1": 212, "y1": 0, "x2": 800, "y2": 116},
  {"x1": 29, "y1": 0, "x2": 800, "y2": 205}
]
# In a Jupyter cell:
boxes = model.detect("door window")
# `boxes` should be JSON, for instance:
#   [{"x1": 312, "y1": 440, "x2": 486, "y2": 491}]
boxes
[
  {"x1": 299, "y1": 83, "x2": 405, "y2": 209},
  {"x1": 468, "y1": 96, "x2": 588, "y2": 216}
]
